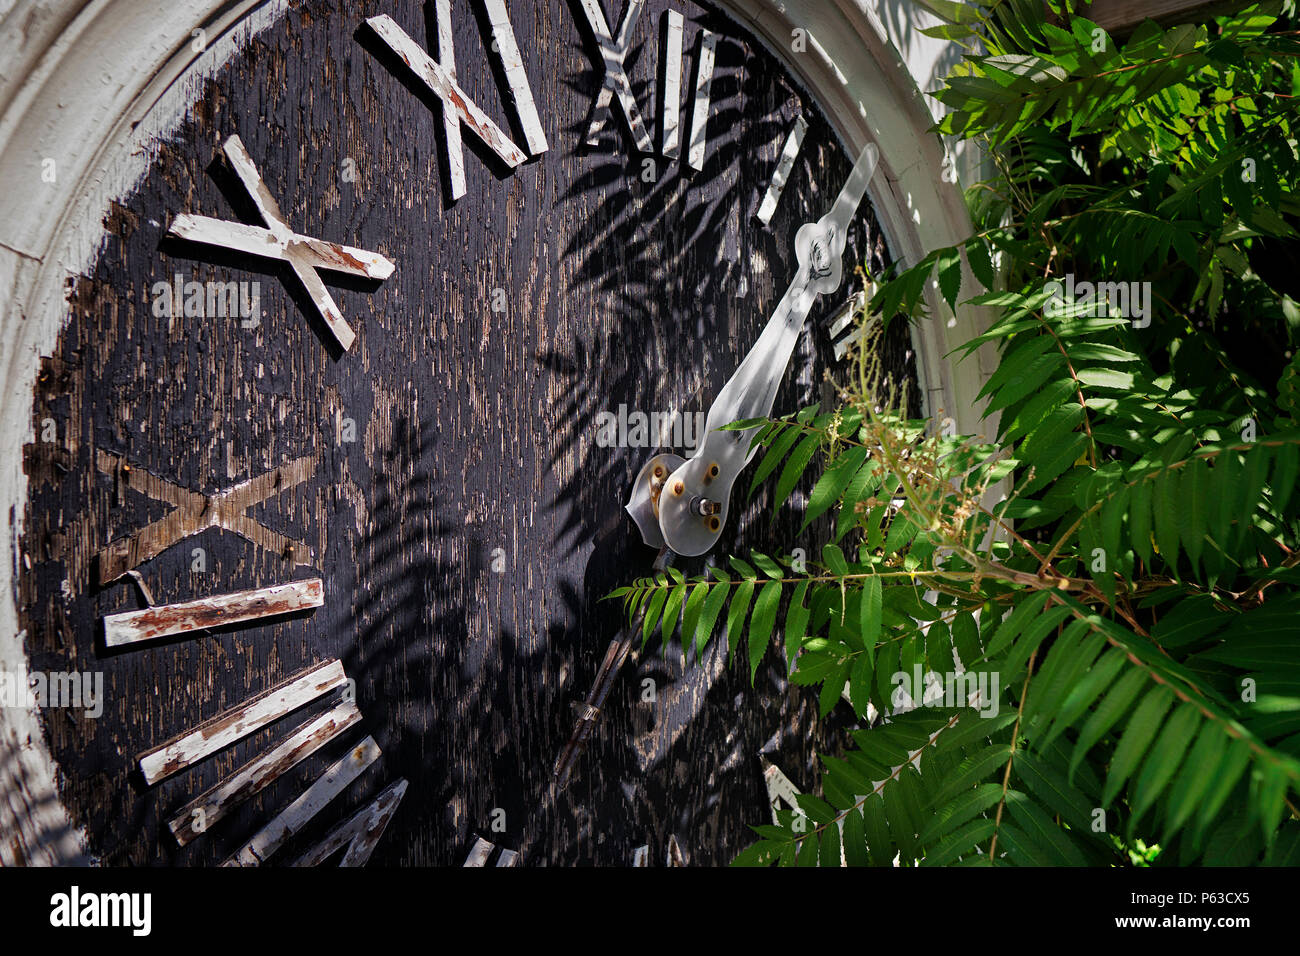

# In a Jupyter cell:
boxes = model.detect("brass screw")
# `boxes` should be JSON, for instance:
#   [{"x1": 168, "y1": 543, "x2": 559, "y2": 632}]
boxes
[
  {"x1": 653, "y1": 464, "x2": 666, "y2": 478},
  {"x1": 705, "y1": 463, "x2": 720, "y2": 483},
  {"x1": 708, "y1": 516, "x2": 720, "y2": 532},
  {"x1": 671, "y1": 480, "x2": 685, "y2": 497}
]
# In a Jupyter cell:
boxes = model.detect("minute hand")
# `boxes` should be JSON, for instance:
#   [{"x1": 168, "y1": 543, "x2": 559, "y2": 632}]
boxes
[{"x1": 657, "y1": 142, "x2": 878, "y2": 556}]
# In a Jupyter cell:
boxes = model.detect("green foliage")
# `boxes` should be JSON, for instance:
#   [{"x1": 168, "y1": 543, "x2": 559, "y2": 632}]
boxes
[{"x1": 613, "y1": 0, "x2": 1300, "y2": 866}]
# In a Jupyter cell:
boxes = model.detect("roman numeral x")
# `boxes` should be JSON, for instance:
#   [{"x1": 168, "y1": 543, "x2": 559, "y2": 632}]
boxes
[
  {"x1": 168, "y1": 135, "x2": 395, "y2": 353},
  {"x1": 96, "y1": 449, "x2": 315, "y2": 585},
  {"x1": 577, "y1": 0, "x2": 653, "y2": 153}
]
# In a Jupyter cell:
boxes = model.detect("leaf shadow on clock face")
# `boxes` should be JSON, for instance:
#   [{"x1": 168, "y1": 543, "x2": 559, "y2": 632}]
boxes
[
  {"x1": 557, "y1": 0, "x2": 653, "y2": 152},
  {"x1": 530, "y1": 6, "x2": 919, "y2": 863},
  {"x1": 341, "y1": 405, "x2": 483, "y2": 863},
  {"x1": 544, "y1": 19, "x2": 783, "y2": 552}
]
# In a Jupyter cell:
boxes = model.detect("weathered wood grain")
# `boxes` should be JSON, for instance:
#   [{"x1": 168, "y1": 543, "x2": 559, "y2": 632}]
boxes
[
  {"x1": 137, "y1": 660, "x2": 348, "y2": 786},
  {"x1": 103, "y1": 578, "x2": 324, "y2": 647}
]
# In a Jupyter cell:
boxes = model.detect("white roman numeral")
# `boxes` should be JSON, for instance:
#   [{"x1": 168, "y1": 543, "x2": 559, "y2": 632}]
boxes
[
  {"x1": 762, "y1": 757, "x2": 802, "y2": 825},
  {"x1": 462, "y1": 835, "x2": 518, "y2": 866},
  {"x1": 577, "y1": 0, "x2": 653, "y2": 153},
  {"x1": 631, "y1": 835, "x2": 684, "y2": 866},
  {"x1": 482, "y1": 0, "x2": 548, "y2": 156},
  {"x1": 168, "y1": 699, "x2": 362, "y2": 846},
  {"x1": 292, "y1": 777, "x2": 409, "y2": 867},
  {"x1": 660, "y1": 11, "x2": 684, "y2": 158},
  {"x1": 756, "y1": 115, "x2": 809, "y2": 226},
  {"x1": 168, "y1": 136, "x2": 394, "y2": 353},
  {"x1": 367, "y1": 9, "x2": 535, "y2": 201},
  {"x1": 223, "y1": 736, "x2": 382, "y2": 866},
  {"x1": 686, "y1": 30, "x2": 719, "y2": 172},
  {"x1": 102, "y1": 578, "x2": 324, "y2": 648},
  {"x1": 137, "y1": 660, "x2": 348, "y2": 786}
]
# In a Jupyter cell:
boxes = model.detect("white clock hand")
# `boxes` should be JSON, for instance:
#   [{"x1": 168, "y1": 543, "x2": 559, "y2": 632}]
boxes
[{"x1": 654, "y1": 141, "x2": 879, "y2": 556}]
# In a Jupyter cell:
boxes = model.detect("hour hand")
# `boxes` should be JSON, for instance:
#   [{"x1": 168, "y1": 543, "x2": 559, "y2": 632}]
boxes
[{"x1": 653, "y1": 142, "x2": 878, "y2": 556}]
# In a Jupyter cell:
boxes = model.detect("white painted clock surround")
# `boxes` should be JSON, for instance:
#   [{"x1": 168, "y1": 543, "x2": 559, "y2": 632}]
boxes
[{"x1": 0, "y1": 0, "x2": 995, "y2": 863}]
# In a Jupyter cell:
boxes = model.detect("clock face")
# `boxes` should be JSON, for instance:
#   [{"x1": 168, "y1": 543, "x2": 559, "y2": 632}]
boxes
[{"x1": 17, "y1": 0, "x2": 915, "y2": 865}]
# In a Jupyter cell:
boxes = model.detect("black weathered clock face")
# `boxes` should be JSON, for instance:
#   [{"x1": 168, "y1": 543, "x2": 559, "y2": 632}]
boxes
[{"x1": 19, "y1": 0, "x2": 914, "y2": 865}]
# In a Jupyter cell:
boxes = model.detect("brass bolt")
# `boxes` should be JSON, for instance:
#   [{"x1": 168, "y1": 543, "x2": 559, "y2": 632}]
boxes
[
  {"x1": 671, "y1": 480, "x2": 685, "y2": 497},
  {"x1": 704, "y1": 462, "x2": 720, "y2": 484}
]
